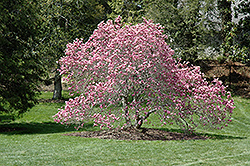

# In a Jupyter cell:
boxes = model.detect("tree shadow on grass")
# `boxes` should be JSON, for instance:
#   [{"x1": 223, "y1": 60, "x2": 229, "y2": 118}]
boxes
[
  {"x1": 158, "y1": 128, "x2": 247, "y2": 140},
  {"x1": 0, "y1": 122, "x2": 95, "y2": 135},
  {"x1": 1, "y1": 122, "x2": 247, "y2": 140},
  {"x1": 203, "y1": 133, "x2": 247, "y2": 140}
]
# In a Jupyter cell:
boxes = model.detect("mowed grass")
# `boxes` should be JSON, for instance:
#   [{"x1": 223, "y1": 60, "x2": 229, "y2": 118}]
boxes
[{"x1": 0, "y1": 92, "x2": 250, "y2": 166}]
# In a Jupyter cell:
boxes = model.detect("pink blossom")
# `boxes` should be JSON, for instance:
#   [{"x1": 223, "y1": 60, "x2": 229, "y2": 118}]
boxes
[{"x1": 53, "y1": 17, "x2": 234, "y2": 132}]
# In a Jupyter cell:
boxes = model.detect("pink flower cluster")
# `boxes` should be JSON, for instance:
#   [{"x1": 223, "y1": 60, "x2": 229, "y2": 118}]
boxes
[{"x1": 53, "y1": 16, "x2": 234, "y2": 132}]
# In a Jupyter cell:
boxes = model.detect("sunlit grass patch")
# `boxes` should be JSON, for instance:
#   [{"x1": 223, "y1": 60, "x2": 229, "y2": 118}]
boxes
[{"x1": 0, "y1": 93, "x2": 249, "y2": 165}]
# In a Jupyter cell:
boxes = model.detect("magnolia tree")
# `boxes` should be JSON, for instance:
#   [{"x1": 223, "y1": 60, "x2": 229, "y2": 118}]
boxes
[{"x1": 54, "y1": 16, "x2": 234, "y2": 132}]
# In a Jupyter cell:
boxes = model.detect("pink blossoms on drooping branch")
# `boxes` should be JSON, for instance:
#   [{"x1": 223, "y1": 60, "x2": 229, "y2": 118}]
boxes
[{"x1": 53, "y1": 16, "x2": 234, "y2": 132}]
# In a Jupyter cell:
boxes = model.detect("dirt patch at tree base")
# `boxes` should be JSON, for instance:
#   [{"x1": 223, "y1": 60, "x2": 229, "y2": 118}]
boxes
[{"x1": 64, "y1": 128, "x2": 210, "y2": 141}]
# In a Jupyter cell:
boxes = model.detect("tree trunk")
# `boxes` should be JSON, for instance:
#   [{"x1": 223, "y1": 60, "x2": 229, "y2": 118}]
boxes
[
  {"x1": 218, "y1": 0, "x2": 232, "y2": 44},
  {"x1": 52, "y1": 70, "x2": 62, "y2": 99}
]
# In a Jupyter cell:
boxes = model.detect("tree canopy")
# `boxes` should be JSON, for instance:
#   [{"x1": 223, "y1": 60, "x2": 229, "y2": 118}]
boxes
[
  {"x1": 54, "y1": 17, "x2": 234, "y2": 132},
  {"x1": 0, "y1": 0, "x2": 45, "y2": 119},
  {"x1": 145, "y1": 0, "x2": 206, "y2": 61},
  {"x1": 234, "y1": 0, "x2": 250, "y2": 63},
  {"x1": 37, "y1": 0, "x2": 110, "y2": 99}
]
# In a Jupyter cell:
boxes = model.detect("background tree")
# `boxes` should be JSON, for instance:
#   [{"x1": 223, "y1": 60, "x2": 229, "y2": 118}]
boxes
[
  {"x1": 37, "y1": 0, "x2": 110, "y2": 99},
  {"x1": 233, "y1": 0, "x2": 250, "y2": 63},
  {"x1": 0, "y1": 0, "x2": 45, "y2": 120},
  {"x1": 218, "y1": 0, "x2": 233, "y2": 60},
  {"x1": 108, "y1": 0, "x2": 145, "y2": 23},
  {"x1": 144, "y1": 0, "x2": 249, "y2": 63},
  {"x1": 144, "y1": 0, "x2": 217, "y2": 62}
]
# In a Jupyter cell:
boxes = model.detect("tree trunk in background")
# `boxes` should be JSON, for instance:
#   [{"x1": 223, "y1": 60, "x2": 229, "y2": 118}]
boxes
[
  {"x1": 218, "y1": 0, "x2": 232, "y2": 39},
  {"x1": 218, "y1": 0, "x2": 233, "y2": 57},
  {"x1": 52, "y1": 69, "x2": 62, "y2": 99}
]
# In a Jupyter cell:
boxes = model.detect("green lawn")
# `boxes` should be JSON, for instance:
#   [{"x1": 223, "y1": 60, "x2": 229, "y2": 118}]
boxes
[{"x1": 0, "y1": 92, "x2": 250, "y2": 165}]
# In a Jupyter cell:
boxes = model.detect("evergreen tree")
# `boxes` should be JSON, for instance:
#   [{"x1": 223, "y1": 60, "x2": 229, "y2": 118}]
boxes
[{"x1": 0, "y1": 0, "x2": 45, "y2": 119}]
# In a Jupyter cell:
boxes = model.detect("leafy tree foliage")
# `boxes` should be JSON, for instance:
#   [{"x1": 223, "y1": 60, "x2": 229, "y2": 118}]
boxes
[
  {"x1": 145, "y1": 0, "x2": 219, "y2": 62},
  {"x1": 0, "y1": 0, "x2": 45, "y2": 119},
  {"x1": 108, "y1": 0, "x2": 145, "y2": 23},
  {"x1": 234, "y1": 0, "x2": 250, "y2": 63},
  {"x1": 144, "y1": 0, "x2": 249, "y2": 63},
  {"x1": 212, "y1": 0, "x2": 249, "y2": 63},
  {"x1": 37, "y1": 0, "x2": 109, "y2": 99},
  {"x1": 217, "y1": 0, "x2": 233, "y2": 60},
  {"x1": 54, "y1": 17, "x2": 234, "y2": 132}
]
